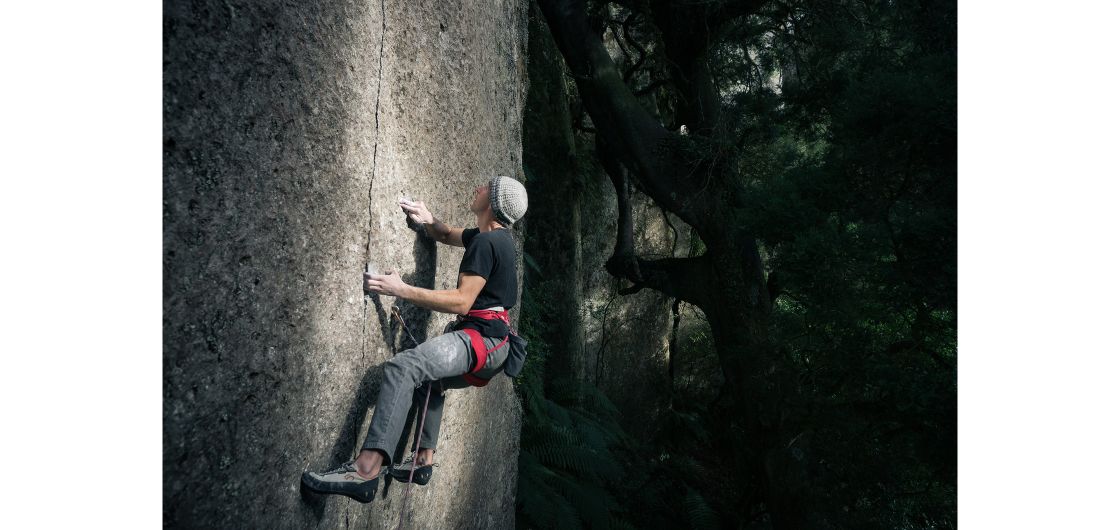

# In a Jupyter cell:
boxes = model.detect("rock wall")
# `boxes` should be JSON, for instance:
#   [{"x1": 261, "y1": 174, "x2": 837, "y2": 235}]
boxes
[
  {"x1": 576, "y1": 178, "x2": 689, "y2": 437},
  {"x1": 163, "y1": 0, "x2": 528, "y2": 527}
]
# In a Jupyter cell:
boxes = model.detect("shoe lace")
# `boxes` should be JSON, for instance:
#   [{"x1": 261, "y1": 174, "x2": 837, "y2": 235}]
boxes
[{"x1": 323, "y1": 461, "x2": 358, "y2": 474}]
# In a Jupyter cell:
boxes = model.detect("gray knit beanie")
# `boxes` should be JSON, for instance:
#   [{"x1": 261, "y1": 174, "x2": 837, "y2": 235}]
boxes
[{"x1": 489, "y1": 175, "x2": 528, "y2": 226}]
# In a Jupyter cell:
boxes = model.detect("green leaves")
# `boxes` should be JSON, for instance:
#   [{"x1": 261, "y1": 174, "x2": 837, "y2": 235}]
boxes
[
  {"x1": 518, "y1": 0, "x2": 957, "y2": 526},
  {"x1": 517, "y1": 375, "x2": 630, "y2": 529},
  {"x1": 684, "y1": 487, "x2": 721, "y2": 530}
]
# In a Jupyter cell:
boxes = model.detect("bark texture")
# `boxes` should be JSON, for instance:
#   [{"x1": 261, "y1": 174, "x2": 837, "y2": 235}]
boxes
[
  {"x1": 163, "y1": 0, "x2": 528, "y2": 527},
  {"x1": 523, "y1": 5, "x2": 686, "y2": 437},
  {"x1": 536, "y1": 0, "x2": 822, "y2": 526}
]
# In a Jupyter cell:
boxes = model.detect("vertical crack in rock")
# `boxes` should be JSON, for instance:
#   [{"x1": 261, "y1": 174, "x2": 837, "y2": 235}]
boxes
[
  {"x1": 164, "y1": 0, "x2": 527, "y2": 525},
  {"x1": 361, "y1": 0, "x2": 389, "y2": 364}
]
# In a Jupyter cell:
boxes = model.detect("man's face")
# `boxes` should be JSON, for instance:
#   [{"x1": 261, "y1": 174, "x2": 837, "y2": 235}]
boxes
[{"x1": 470, "y1": 182, "x2": 490, "y2": 214}]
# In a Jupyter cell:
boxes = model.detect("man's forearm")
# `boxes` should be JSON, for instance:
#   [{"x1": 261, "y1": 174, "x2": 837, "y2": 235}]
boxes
[
  {"x1": 424, "y1": 218, "x2": 452, "y2": 243},
  {"x1": 401, "y1": 284, "x2": 470, "y2": 315}
]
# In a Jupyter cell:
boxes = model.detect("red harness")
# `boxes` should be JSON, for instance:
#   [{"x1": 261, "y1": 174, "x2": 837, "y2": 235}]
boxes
[{"x1": 459, "y1": 309, "x2": 510, "y2": 387}]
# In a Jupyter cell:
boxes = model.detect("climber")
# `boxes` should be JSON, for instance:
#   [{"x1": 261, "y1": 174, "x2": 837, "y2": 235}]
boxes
[{"x1": 301, "y1": 176, "x2": 529, "y2": 504}]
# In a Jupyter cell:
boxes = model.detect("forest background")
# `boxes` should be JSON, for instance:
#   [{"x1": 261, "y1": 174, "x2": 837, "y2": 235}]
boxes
[
  {"x1": 2, "y1": 1, "x2": 1120, "y2": 529},
  {"x1": 516, "y1": 0, "x2": 955, "y2": 527}
]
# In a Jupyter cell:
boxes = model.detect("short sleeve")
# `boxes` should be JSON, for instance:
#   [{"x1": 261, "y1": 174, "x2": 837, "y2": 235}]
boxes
[
  {"x1": 461, "y1": 227, "x2": 480, "y2": 248},
  {"x1": 459, "y1": 233, "x2": 495, "y2": 279}
]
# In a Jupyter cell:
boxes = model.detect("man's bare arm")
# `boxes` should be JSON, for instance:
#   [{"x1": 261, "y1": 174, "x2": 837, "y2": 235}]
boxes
[
  {"x1": 400, "y1": 199, "x2": 465, "y2": 247},
  {"x1": 366, "y1": 271, "x2": 484, "y2": 315},
  {"x1": 423, "y1": 218, "x2": 465, "y2": 248}
]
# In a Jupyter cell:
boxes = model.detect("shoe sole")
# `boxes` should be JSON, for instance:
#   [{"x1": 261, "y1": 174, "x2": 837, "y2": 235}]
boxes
[
  {"x1": 301, "y1": 472, "x2": 380, "y2": 504},
  {"x1": 390, "y1": 466, "x2": 433, "y2": 485}
]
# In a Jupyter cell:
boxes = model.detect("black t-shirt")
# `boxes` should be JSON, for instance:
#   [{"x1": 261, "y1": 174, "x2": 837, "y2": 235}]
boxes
[{"x1": 459, "y1": 227, "x2": 518, "y2": 311}]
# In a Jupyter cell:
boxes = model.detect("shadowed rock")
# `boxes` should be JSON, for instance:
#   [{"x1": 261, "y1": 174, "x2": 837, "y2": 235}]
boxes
[{"x1": 164, "y1": 0, "x2": 528, "y2": 527}]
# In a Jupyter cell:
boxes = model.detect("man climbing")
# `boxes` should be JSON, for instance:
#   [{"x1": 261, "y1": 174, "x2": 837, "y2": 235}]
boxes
[{"x1": 301, "y1": 175, "x2": 528, "y2": 503}]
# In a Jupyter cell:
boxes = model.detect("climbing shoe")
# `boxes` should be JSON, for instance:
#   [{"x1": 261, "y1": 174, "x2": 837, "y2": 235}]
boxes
[
  {"x1": 301, "y1": 461, "x2": 387, "y2": 503},
  {"x1": 389, "y1": 456, "x2": 438, "y2": 485}
]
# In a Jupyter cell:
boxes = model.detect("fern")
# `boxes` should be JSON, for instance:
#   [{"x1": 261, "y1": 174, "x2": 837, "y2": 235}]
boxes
[
  {"x1": 519, "y1": 451, "x2": 560, "y2": 481},
  {"x1": 533, "y1": 443, "x2": 587, "y2": 474},
  {"x1": 609, "y1": 516, "x2": 639, "y2": 530},
  {"x1": 524, "y1": 422, "x2": 582, "y2": 448},
  {"x1": 666, "y1": 455, "x2": 708, "y2": 484},
  {"x1": 548, "y1": 378, "x2": 623, "y2": 420},
  {"x1": 541, "y1": 396, "x2": 573, "y2": 425},
  {"x1": 574, "y1": 419, "x2": 609, "y2": 453},
  {"x1": 684, "y1": 487, "x2": 721, "y2": 530},
  {"x1": 578, "y1": 383, "x2": 622, "y2": 419},
  {"x1": 659, "y1": 408, "x2": 713, "y2": 448},
  {"x1": 568, "y1": 408, "x2": 626, "y2": 447},
  {"x1": 552, "y1": 473, "x2": 615, "y2": 529},
  {"x1": 518, "y1": 474, "x2": 581, "y2": 530},
  {"x1": 517, "y1": 289, "x2": 661, "y2": 528}
]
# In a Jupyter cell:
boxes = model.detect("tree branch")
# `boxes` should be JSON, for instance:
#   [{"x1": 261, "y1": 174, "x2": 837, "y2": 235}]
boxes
[
  {"x1": 621, "y1": 11, "x2": 648, "y2": 83},
  {"x1": 538, "y1": 0, "x2": 713, "y2": 233},
  {"x1": 607, "y1": 17, "x2": 633, "y2": 67},
  {"x1": 634, "y1": 78, "x2": 670, "y2": 97},
  {"x1": 715, "y1": 0, "x2": 769, "y2": 22},
  {"x1": 597, "y1": 136, "x2": 710, "y2": 305},
  {"x1": 598, "y1": 136, "x2": 641, "y2": 282},
  {"x1": 607, "y1": 253, "x2": 711, "y2": 305},
  {"x1": 644, "y1": 0, "x2": 771, "y2": 138}
]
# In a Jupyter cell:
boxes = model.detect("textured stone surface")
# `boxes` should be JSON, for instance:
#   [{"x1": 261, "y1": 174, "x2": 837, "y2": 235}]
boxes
[
  {"x1": 576, "y1": 178, "x2": 688, "y2": 437},
  {"x1": 163, "y1": 0, "x2": 528, "y2": 527}
]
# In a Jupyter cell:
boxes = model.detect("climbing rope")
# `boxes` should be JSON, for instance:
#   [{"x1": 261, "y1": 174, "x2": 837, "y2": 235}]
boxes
[
  {"x1": 397, "y1": 381, "x2": 433, "y2": 530},
  {"x1": 391, "y1": 307, "x2": 433, "y2": 530}
]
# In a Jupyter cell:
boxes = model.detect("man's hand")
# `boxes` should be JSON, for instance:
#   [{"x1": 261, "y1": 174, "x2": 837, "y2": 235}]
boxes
[
  {"x1": 365, "y1": 269, "x2": 410, "y2": 297},
  {"x1": 363, "y1": 270, "x2": 485, "y2": 314},
  {"x1": 399, "y1": 199, "x2": 434, "y2": 225}
]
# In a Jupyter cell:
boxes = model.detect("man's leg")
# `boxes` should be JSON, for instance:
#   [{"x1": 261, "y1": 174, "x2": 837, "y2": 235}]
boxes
[
  {"x1": 383, "y1": 376, "x2": 471, "y2": 485},
  {"x1": 412, "y1": 383, "x2": 442, "y2": 466},
  {"x1": 412, "y1": 377, "x2": 471, "y2": 465},
  {"x1": 353, "y1": 331, "x2": 475, "y2": 478},
  {"x1": 409, "y1": 335, "x2": 511, "y2": 467}
]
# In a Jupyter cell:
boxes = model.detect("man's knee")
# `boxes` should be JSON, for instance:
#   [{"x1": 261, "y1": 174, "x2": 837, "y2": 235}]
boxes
[{"x1": 383, "y1": 354, "x2": 412, "y2": 379}]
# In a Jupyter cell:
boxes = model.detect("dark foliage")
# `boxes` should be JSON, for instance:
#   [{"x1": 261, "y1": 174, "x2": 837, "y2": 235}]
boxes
[{"x1": 521, "y1": 0, "x2": 956, "y2": 527}]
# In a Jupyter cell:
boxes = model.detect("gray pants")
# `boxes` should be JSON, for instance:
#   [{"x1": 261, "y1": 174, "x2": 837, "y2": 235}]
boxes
[{"x1": 362, "y1": 329, "x2": 509, "y2": 466}]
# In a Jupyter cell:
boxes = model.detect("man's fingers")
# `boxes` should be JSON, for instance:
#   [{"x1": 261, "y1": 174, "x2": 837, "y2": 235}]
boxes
[{"x1": 364, "y1": 270, "x2": 395, "y2": 290}]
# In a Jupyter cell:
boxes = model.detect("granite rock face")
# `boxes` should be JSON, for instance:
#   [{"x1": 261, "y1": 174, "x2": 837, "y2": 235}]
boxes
[{"x1": 163, "y1": 0, "x2": 528, "y2": 527}]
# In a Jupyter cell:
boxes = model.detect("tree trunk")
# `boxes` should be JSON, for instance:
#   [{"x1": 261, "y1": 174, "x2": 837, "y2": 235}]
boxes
[
  {"x1": 535, "y1": 0, "x2": 828, "y2": 526},
  {"x1": 523, "y1": 3, "x2": 587, "y2": 385}
]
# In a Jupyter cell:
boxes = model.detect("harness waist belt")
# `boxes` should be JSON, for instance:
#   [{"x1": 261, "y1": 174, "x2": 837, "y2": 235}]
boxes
[{"x1": 459, "y1": 309, "x2": 511, "y2": 387}]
